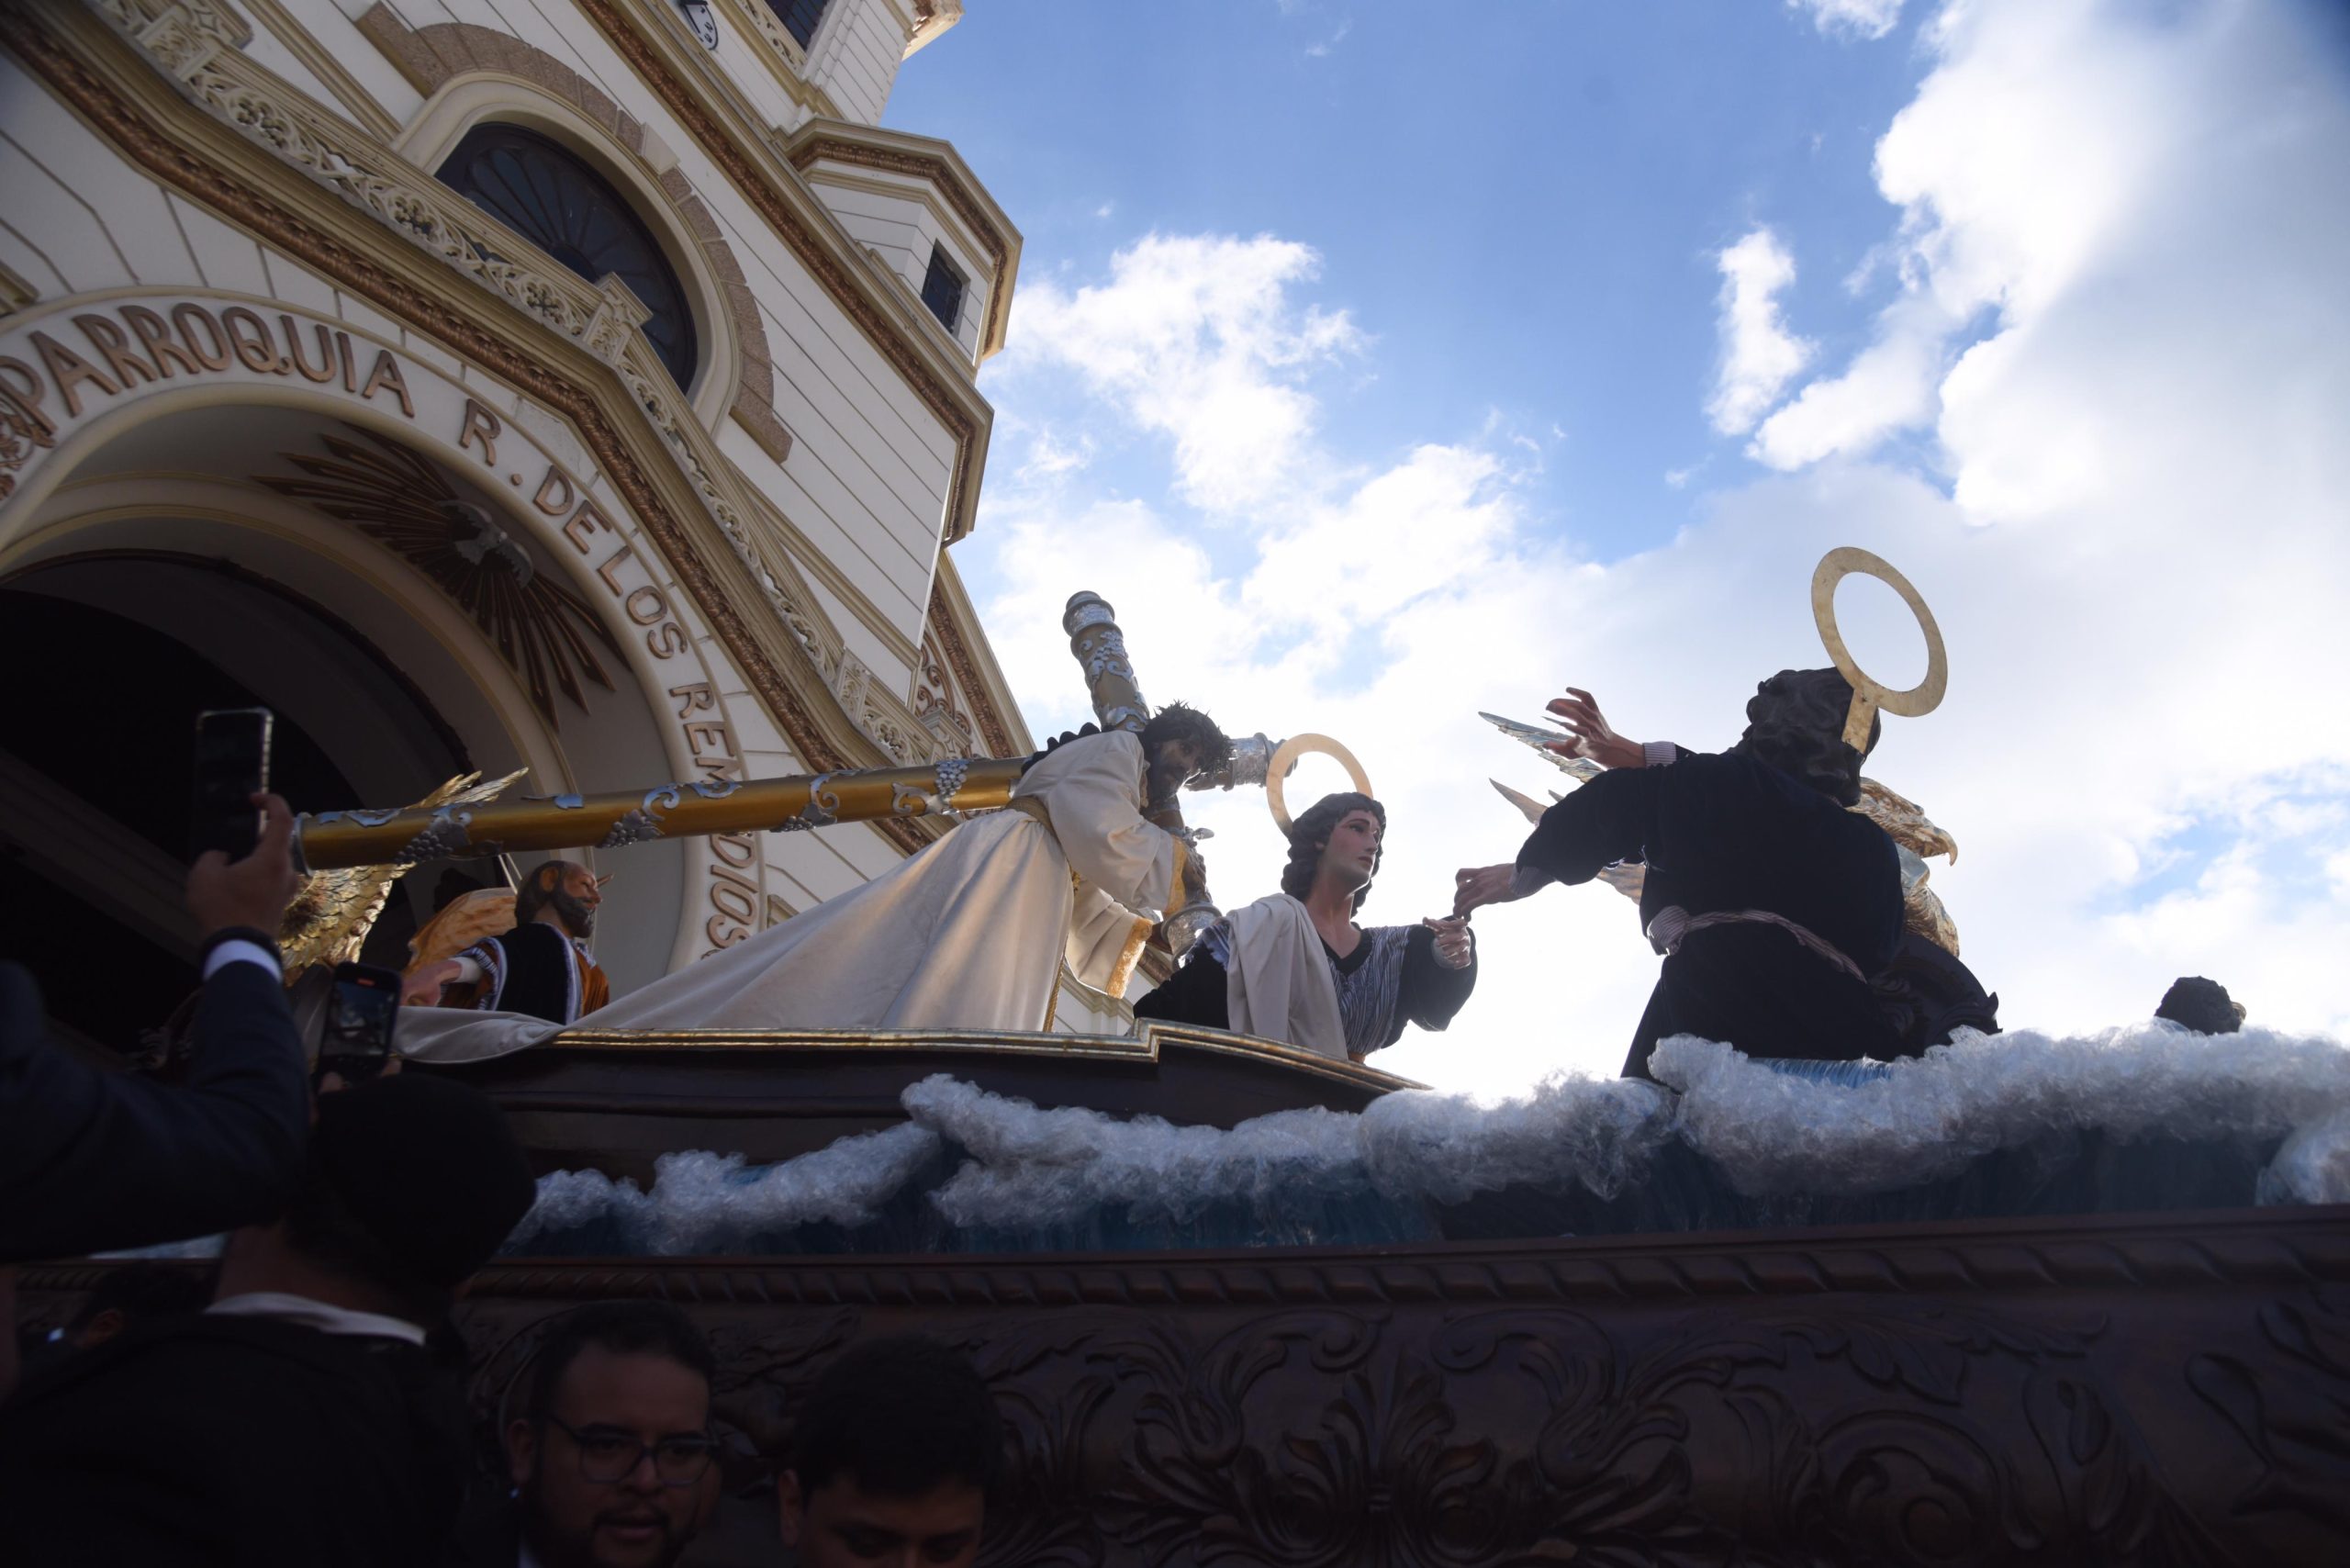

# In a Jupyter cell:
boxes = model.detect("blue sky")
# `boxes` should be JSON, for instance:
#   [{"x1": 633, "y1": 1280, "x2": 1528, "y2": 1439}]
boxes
[
  {"x1": 885, "y1": 1, "x2": 2350, "y2": 1095},
  {"x1": 894, "y1": 2, "x2": 1930, "y2": 554}
]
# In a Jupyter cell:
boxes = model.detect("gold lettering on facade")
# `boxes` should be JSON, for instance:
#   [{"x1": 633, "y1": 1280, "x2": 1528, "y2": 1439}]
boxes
[
  {"x1": 335, "y1": 330, "x2": 356, "y2": 393},
  {"x1": 358, "y1": 349, "x2": 412, "y2": 417},
  {"x1": 532, "y1": 466, "x2": 576, "y2": 517},
  {"x1": 73, "y1": 314, "x2": 158, "y2": 388},
  {"x1": 561, "y1": 499, "x2": 614, "y2": 554},
  {"x1": 668, "y1": 682, "x2": 715, "y2": 717},
  {"x1": 220, "y1": 307, "x2": 287, "y2": 374},
  {"x1": 623, "y1": 586, "x2": 667, "y2": 626},
  {"x1": 596, "y1": 543, "x2": 633, "y2": 595},
  {"x1": 28, "y1": 330, "x2": 118, "y2": 420},
  {"x1": 171, "y1": 305, "x2": 230, "y2": 370},
  {"x1": 281, "y1": 314, "x2": 336, "y2": 384},
  {"x1": 644, "y1": 622, "x2": 689, "y2": 659},
  {"x1": 459, "y1": 398, "x2": 502, "y2": 467},
  {"x1": 122, "y1": 306, "x2": 200, "y2": 377}
]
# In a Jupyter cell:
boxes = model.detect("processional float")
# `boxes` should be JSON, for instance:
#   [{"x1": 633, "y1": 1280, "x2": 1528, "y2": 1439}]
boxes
[{"x1": 292, "y1": 590, "x2": 1371, "y2": 958}]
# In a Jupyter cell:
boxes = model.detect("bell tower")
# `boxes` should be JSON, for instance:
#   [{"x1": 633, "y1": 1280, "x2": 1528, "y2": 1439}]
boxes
[{"x1": 678, "y1": 0, "x2": 965, "y2": 129}]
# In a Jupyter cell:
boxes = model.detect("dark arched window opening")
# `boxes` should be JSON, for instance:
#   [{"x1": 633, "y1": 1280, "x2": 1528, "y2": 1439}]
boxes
[{"x1": 437, "y1": 123, "x2": 699, "y2": 391}]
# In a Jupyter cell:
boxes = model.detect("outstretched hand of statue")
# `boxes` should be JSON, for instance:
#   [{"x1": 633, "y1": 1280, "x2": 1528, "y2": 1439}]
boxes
[
  {"x1": 1423, "y1": 915, "x2": 1473, "y2": 969},
  {"x1": 1544, "y1": 688, "x2": 1645, "y2": 770},
  {"x1": 1453, "y1": 863, "x2": 1530, "y2": 918},
  {"x1": 401, "y1": 958, "x2": 465, "y2": 1006}
]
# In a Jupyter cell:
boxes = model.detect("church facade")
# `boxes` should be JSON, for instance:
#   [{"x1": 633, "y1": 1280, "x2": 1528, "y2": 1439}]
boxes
[{"x1": 0, "y1": 0, "x2": 1158, "y2": 1037}]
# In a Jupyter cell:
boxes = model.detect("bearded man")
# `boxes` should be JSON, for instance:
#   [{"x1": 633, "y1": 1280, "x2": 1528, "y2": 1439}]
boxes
[
  {"x1": 1455, "y1": 668, "x2": 1908, "y2": 1081},
  {"x1": 1136, "y1": 792, "x2": 1475, "y2": 1062},
  {"x1": 396, "y1": 708, "x2": 1228, "y2": 1059},
  {"x1": 405, "y1": 859, "x2": 608, "y2": 1025}
]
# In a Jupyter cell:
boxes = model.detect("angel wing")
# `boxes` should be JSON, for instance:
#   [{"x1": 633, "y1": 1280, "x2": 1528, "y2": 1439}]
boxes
[
  {"x1": 276, "y1": 769, "x2": 527, "y2": 976},
  {"x1": 404, "y1": 887, "x2": 520, "y2": 976}
]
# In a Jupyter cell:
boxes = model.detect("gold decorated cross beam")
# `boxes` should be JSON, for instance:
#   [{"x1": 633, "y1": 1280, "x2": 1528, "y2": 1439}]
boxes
[{"x1": 292, "y1": 592, "x2": 1358, "y2": 957}]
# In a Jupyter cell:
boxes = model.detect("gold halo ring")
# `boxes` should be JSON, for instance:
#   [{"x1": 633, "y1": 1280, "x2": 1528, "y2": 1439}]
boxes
[
  {"x1": 1265, "y1": 734, "x2": 1374, "y2": 834},
  {"x1": 1810, "y1": 546, "x2": 1949, "y2": 752}
]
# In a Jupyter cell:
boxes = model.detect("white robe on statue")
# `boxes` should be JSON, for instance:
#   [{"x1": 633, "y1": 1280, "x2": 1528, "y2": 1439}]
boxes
[
  {"x1": 1220, "y1": 894, "x2": 1348, "y2": 1061},
  {"x1": 396, "y1": 731, "x2": 1180, "y2": 1061}
]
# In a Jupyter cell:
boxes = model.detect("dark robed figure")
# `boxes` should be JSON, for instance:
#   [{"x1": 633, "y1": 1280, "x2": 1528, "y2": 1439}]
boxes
[{"x1": 1457, "y1": 669, "x2": 1907, "y2": 1080}]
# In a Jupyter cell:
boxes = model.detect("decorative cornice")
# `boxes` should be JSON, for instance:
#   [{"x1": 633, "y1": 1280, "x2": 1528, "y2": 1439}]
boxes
[
  {"x1": 575, "y1": 0, "x2": 991, "y2": 543},
  {"x1": 923, "y1": 554, "x2": 1024, "y2": 756},
  {"x1": 784, "y1": 123, "x2": 1020, "y2": 361},
  {"x1": 7, "y1": 3, "x2": 936, "y2": 856}
]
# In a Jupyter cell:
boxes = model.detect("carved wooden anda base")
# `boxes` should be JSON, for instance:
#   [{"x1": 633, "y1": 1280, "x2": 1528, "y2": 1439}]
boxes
[{"x1": 29, "y1": 1207, "x2": 2342, "y2": 1565}]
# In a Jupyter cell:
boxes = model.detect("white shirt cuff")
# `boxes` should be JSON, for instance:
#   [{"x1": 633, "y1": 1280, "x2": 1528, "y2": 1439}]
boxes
[
  {"x1": 202, "y1": 940, "x2": 284, "y2": 983},
  {"x1": 1641, "y1": 740, "x2": 1681, "y2": 768}
]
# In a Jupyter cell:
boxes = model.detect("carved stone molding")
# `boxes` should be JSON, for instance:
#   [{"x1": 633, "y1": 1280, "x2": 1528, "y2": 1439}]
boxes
[
  {"x1": 11, "y1": 4, "x2": 935, "y2": 852},
  {"x1": 351, "y1": 11, "x2": 796, "y2": 468},
  {"x1": 786, "y1": 127, "x2": 1016, "y2": 360}
]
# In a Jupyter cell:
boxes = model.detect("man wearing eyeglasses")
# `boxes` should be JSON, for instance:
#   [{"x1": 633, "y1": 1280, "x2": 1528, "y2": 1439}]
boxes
[{"x1": 490, "y1": 1301, "x2": 722, "y2": 1568}]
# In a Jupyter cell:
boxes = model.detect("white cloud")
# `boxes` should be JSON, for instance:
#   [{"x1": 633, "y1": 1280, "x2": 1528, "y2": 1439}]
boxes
[
  {"x1": 1788, "y1": 0, "x2": 1904, "y2": 40},
  {"x1": 998, "y1": 233, "x2": 1365, "y2": 514},
  {"x1": 1707, "y1": 227, "x2": 1816, "y2": 436},
  {"x1": 968, "y1": 0, "x2": 2350, "y2": 1095}
]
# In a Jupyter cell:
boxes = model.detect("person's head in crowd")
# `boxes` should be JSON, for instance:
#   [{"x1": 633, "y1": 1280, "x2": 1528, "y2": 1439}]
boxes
[
  {"x1": 1730, "y1": 666, "x2": 1880, "y2": 807},
  {"x1": 778, "y1": 1336, "x2": 1002, "y2": 1568},
  {"x1": 518, "y1": 859, "x2": 604, "y2": 938},
  {"x1": 65, "y1": 1263, "x2": 209, "y2": 1351},
  {"x1": 506, "y1": 1302, "x2": 720, "y2": 1568},
  {"x1": 2155, "y1": 975, "x2": 2246, "y2": 1034},
  {"x1": 211, "y1": 1073, "x2": 536, "y2": 1327}
]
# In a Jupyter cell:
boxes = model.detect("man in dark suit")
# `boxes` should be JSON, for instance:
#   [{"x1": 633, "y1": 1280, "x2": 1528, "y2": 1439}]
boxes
[
  {"x1": 0, "y1": 1072, "x2": 540, "y2": 1568},
  {"x1": 2, "y1": 791, "x2": 310, "y2": 1262}
]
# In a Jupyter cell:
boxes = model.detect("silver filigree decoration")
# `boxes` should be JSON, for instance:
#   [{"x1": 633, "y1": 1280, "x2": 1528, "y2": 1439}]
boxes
[
  {"x1": 935, "y1": 757, "x2": 970, "y2": 805},
  {"x1": 600, "y1": 809, "x2": 664, "y2": 848},
  {"x1": 776, "y1": 772, "x2": 841, "y2": 833},
  {"x1": 552, "y1": 794, "x2": 585, "y2": 811},
  {"x1": 688, "y1": 778, "x2": 742, "y2": 800},
  {"x1": 397, "y1": 808, "x2": 474, "y2": 862},
  {"x1": 316, "y1": 807, "x2": 402, "y2": 828}
]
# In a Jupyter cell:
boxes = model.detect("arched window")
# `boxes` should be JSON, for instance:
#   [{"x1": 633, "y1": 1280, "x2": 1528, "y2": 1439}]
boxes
[{"x1": 437, "y1": 124, "x2": 699, "y2": 390}]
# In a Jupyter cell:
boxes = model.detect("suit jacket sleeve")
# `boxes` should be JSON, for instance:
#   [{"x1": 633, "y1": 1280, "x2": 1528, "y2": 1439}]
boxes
[{"x1": 0, "y1": 959, "x2": 308, "y2": 1262}]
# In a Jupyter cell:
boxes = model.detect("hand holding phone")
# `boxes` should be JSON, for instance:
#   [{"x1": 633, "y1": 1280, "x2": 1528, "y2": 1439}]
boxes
[
  {"x1": 318, "y1": 962, "x2": 401, "y2": 1086},
  {"x1": 186, "y1": 792, "x2": 301, "y2": 937}
]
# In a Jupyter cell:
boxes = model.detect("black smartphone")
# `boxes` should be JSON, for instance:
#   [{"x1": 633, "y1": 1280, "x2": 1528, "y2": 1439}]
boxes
[
  {"x1": 190, "y1": 707, "x2": 274, "y2": 860},
  {"x1": 319, "y1": 961, "x2": 401, "y2": 1084}
]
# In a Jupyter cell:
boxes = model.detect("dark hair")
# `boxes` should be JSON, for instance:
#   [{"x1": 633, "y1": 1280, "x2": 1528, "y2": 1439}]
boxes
[
  {"x1": 279, "y1": 1157, "x2": 459, "y2": 1327},
  {"x1": 1280, "y1": 792, "x2": 1385, "y2": 913},
  {"x1": 789, "y1": 1336, "x2": 1002, "y2": 1499},
  {"x1": 524, "y1": 1301, "x2": 716, "y2": 1422},
  {"x1": 67, "y1": 1263, "x2": 208, "y2": 1333},
  {"x1": 1138, "y1": 701, "x2": 1233, "y2": 781},
  {"x1": 1729, "y1": 667, "x2": 1879, "y2": 806},
  {"x1": 513, "y1": 859, "x2": 587, "y2": 926},
  {"x1": 2155, "y1": 976, "x2": 2244, "y2": 1035}
]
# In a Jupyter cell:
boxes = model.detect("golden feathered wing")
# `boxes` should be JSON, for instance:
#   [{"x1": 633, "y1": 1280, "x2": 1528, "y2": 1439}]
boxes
[{"x1": 276, "y1": 769, "x2": 527, "y2": 975}]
